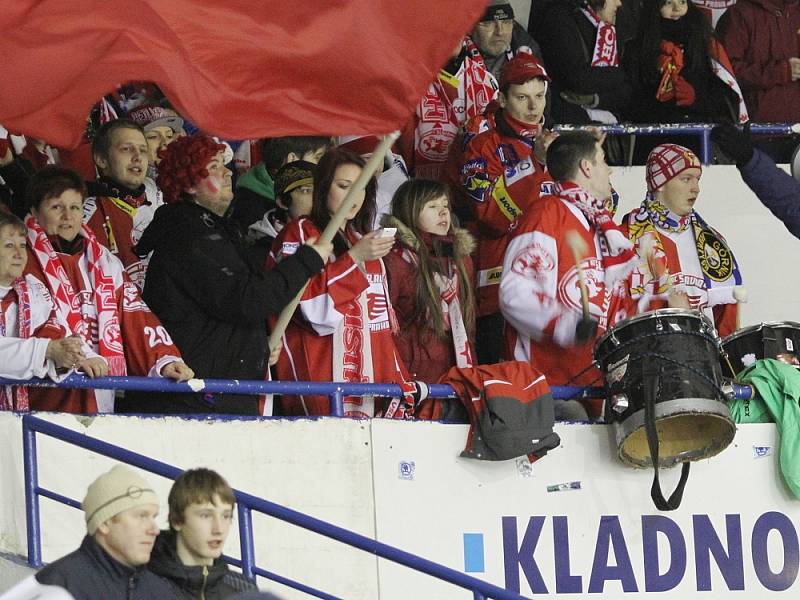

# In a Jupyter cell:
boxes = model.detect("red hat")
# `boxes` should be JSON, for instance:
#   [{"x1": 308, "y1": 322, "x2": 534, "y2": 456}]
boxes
[
  {"x1": 128, "y1": 104, "x2": 184, "y2": 133},
  {"x1": 646, "y1": 144, "x2": 702, "y2": 192},
  {"x1": 336, "y1": 134, "x2": 381, "y2": 156},
  {"x1": 499, "y1": 55, "x2": 550, "y2": 89}
]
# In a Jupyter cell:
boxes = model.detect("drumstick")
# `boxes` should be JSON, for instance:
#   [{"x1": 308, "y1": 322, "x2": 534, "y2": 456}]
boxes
[
  {"x1": 733, "y1": 286, "x2": 748, "y2": 331},
  {"x1": 565, "y1": 230, "x2": 591, "y2": 321}
]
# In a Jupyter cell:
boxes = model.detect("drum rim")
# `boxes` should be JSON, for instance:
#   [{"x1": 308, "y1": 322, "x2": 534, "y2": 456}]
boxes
[
  {"x1": 595, "y1": 308, "x2": 715, "y2": 354},
  {"x1": 722, "y1": 321, "x2": 800, "y2": 344}
]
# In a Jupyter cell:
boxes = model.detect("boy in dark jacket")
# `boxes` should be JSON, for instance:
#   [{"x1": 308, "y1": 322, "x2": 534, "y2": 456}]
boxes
[{"x1": 149, "y1": 468, "x2": 257, "y2": 599}]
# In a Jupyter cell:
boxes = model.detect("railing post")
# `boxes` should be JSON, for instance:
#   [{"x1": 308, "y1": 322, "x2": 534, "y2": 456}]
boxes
[
  {"x1": 238, "y1": 503, "x2": 256, "y2": 580},
  {"x1": 473, "y1": 591, "x2": 486, "y2": 600},
  {"x1": 330, "y1": 388, "x2": 344, "y2": 417},
  {"x1": 700, "y1": 128, "x2": 712, "y2": 165},
  {"x1": 22, "y1": 416, "x2": 42, "y2": 567}
]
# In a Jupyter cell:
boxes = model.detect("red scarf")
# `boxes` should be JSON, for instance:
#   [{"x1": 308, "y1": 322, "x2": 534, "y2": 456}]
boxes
[
  {"x1": 25, "y1": 216, "x2": 126, "y2": 376},
  {"x1": 0, "y1": 279, "x2": 32, "y2": 410},
  {"x1": 581, "y1": 7, "x2": 619, "y2": 67}
]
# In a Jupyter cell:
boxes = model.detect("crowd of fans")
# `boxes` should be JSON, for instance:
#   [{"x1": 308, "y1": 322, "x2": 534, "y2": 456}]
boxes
[{"x1": 0, "y1": 0, "x2": 799, "y2": 421}]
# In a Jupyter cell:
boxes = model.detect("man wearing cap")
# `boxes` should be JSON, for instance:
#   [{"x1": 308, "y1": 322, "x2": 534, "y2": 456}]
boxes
[
  {"x1": 35, "y1": 464, "x2": 180, "y2": 599},
  {"x1": 460, "y1": 53, "x2": 555, "y2": 364},
  {"x1": 127, "y1": 104, "x2": 184, "y2": 180},
  {"x1": 83, "y1": 118, "x2": 163, "y2": 290},
  {"x1": 621, "y1": 144, "x2": 743, "y2": 337}
]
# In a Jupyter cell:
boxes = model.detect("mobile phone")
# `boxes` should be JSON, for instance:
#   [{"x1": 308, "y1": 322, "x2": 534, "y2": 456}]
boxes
[{"x1": 378, "y1": 227, "x2": 397, "y2": 238}]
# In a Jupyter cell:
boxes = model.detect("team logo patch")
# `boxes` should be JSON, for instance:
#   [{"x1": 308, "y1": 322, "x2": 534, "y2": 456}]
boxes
[
  {"x1": 511, "y1": 244, "x2": 555, "y2": 279},
  {"x1": 696, "y1": 229, "x2": 733, "y2": 282}
]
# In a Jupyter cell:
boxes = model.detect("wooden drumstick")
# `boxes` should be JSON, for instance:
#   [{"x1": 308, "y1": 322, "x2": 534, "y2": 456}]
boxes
[
  {"x1": 733, "y1": 286, "x2": 748, "y2": 331},
  {"x1": 565, "y1": 230, "x2": 591, "y2": 321}
]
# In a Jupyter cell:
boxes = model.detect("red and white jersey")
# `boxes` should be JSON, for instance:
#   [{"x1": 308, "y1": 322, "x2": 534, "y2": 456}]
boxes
[
  {"x1": 83, "y1": 178, "x2": 162, "y2": 290},
  {"x1": 268, "y1": 218, "x2": 409, "y2": 416},
  {"x1": 24, "y1": 245, "x2": 181, "y2": 413},
  {"x1": 500, "y1": 195, "x2": 634, "y2": 389}
]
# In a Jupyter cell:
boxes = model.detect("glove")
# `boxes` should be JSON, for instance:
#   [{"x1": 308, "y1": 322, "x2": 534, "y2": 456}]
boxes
[
  {"x1": 710, "y1": 123, "x2": 754, "y2": 166},
  {"x1": 560, "y1": 90, "x2": 599, "y2": 108},
  {"x1": 575, "y1": 316, "x2": 598, "y2": 345},
  {"x1": 673, "y1": 77, "x2": 696, "y2": 107}
]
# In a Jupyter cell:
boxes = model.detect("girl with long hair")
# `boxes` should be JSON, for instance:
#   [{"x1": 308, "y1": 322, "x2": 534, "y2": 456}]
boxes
[
  {"x1": 268, "y1": 148, "x2": 409, "y2": 417},
  {"x1": 382, "y1": 179, "x2": 476, "y2": 384}
]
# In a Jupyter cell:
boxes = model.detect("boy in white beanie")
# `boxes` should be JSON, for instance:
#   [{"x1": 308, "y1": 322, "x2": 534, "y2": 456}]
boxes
[{"x1": 35, "y1": 464, "x2": 179, "y2": 599}]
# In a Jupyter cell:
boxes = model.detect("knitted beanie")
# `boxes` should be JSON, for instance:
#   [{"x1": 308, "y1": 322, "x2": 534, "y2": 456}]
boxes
[
  {"x1": 646, "y1": 144, "x2": 701, "y2": 192},
  {"x1": 82, "y1": 465, "x2": 159, "y2": 535}
]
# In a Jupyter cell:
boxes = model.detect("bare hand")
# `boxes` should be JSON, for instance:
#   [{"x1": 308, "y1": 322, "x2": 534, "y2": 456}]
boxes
[
  {"x1": 268, "y1": 344, "x2": 282, "y2": 366},
  {"x1": 585, "y1": 126, "x2": 607, "y2": 146},
  {"x1": 667, "y1": 290, "x2": 691, "y2": 309},
  {"x1": 790, "y1": 58, "x2": 800, "y2": 82},
  {"x1": 348, "y1": 230, "x2": 394, "y2": 263},
  {"x1": 304, "y1": 236, "x2": 334, "y2": 263},
  {"x1": 77, "y1": 357, "x2": 108, "y2": 378},
  {"x1": 534, "y1": 128, "x2": 559, "y2": 165},
  {"x1": 0, "y1": 144, "x2": 12, "y2": 167},
  {"x1": 160, "y1": 360, "x2": 195, "y2": 382},
  {"x1": 45, "y1": 335, "x2": 84, "y2": 369}
]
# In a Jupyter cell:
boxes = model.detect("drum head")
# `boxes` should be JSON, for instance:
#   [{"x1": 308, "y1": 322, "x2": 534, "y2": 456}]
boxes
[{"x1": 617, "y1": 398, "x2": 736, "y2": 468}]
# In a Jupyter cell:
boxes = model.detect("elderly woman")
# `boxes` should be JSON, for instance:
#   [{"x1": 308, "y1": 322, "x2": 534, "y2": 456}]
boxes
[{"x1": 22, "y1": 167, "x2": 193, "y2": 413}]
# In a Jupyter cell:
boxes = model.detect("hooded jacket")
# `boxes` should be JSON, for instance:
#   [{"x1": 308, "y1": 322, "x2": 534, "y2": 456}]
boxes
[
  {"x1": 382, "y1": 215, "x2": 475, "y2": 384},
  {"x1": 717, "y1": 0, "x2": 800, "y2": 122},
  {"x1": 36, "y1": 535, "x2": 180, "y2": 600},
  {"x1": 148, "y1": 530, "x2": 257, "y2": 599},
  {"x1": 127, "y1": 201, "x2": 323, "y2": 415}
]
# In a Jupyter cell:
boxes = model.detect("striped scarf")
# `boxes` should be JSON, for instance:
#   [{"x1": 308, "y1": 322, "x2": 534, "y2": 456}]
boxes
[{"x1": 0, "y1": 279, "x2": 32, "y2": 410}]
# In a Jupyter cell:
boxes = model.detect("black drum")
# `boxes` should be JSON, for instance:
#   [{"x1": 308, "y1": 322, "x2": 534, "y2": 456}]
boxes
[
  {"x1": 721, "y1": 321, "x2": 800, "y2": 376},
  {"x1": 594, "y1": 309, "x2": 735, "y2": 469}
]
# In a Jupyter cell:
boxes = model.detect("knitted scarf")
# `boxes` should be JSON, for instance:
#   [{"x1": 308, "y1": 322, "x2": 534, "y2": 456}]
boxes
[
  {"x1": 626, "y1": 195, "x2": 742, "y2": 299},
  {"x1": 25, "y1": 217, "x2": 126, "y2": 376},
  {"x1": 581, "y1": 6, "x2": 619, "y2": 67},
  {"x1": 0, "y1": 279, "x2": 32, "y2": 410},
  {"x1": 555, "y1": 181, "x2": 636, "y2": 286}
]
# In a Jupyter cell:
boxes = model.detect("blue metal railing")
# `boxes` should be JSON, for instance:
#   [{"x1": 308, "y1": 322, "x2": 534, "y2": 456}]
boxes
[
  {"x1": 554, "y1": 122, "x2": 800, "y2": 165},
  {"x1": 21, "y1": 414, "x2": 530, "y2": 600}
]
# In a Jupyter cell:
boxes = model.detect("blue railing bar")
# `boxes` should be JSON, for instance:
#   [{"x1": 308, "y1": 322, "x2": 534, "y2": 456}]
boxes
[
  {"x1": 238, "y1": 505, "x2": 256, "y2": 580},
  {"x1": 37, "y1": 487, "x2": 81, "y2": 510},
  {"x1": 22, "y1": 422, "x2": 41, "y2": 567},
  {"x1": 554, "y1": 122, "x2": 800, "y2": 136},
  {"x1": 251, "y1": 566, "x2": 343, "y2": 600},
  {"x1": 700, "y1": 128, "x2": 712, "y2": 165},
  {"x1": 22, "y1": 415, "x2": 530, "y2": 600}
]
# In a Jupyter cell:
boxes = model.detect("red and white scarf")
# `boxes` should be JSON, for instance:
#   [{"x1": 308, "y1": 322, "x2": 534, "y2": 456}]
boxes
[
  {"x1": 433, "y1": 267, "x2": 473, "y2": 369},
  {"x1": 0, "y1": 279, "x2": 32, "y2": 410},
  {"x1": 581, "y1": 7, "x2": 619, "y2": 67},
  {"x1": 25, "y1": 217, "x2": 126, "y2": 376},
  {"x1": 555, "y1": 181, "x2": 636, "y2": 286}
]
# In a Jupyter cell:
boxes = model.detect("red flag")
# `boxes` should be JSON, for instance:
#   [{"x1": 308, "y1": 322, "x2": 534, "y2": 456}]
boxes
[{"x1": 0, "y1": 0, "x2": 486, "y2": 148}]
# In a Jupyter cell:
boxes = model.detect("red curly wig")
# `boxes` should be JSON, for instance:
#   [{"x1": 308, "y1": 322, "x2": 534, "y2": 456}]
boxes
[{"x1": 156, "y1": 135, "x2": 226, "y2": 203}]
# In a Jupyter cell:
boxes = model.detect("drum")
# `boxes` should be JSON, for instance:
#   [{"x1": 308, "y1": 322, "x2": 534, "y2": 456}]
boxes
[
  {"x1": 594, "y1": 309, "x2": 735, "y2": 469},
  {"x1": 721, "y1": 321, "x2": 800, "y2": 376}
]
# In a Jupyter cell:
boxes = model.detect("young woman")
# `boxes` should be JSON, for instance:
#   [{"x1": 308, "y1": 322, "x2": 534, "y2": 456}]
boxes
[
  {"x1": 22, "y1": 167, "x2": 194, "y2": 413},
  {"x1": 268, "y1": 148, "x2": 409, "y2": 417},
  {"x1": 0, "y1": 212, "x2": 104, "y2": 410},
  {"x1": 382, "y1": 179, "x2": 476, "y2": 384}
]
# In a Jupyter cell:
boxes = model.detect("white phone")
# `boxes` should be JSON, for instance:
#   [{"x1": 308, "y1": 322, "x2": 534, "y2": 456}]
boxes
[{"x1": 378, "y1": 227, "x2": 397, "y2": 238}]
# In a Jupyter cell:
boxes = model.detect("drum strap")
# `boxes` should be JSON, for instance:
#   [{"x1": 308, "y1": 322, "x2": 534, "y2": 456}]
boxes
[{"x1": 645, "y1": 371, "x2": 690, "y2": 511}]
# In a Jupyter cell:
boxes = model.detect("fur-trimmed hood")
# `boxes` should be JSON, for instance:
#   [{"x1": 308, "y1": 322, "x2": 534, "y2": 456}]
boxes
[{"x1": 381, "y1": 214, "x2": 476, "y2": 258}]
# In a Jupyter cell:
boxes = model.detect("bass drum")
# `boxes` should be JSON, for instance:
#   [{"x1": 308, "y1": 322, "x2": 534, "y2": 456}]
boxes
[
  {"x1": 595, "y1": 309, "x2": 734, "y2": 469},
  {"x1": 721, "y1": 321, "x2": 800, "y2": 376}
]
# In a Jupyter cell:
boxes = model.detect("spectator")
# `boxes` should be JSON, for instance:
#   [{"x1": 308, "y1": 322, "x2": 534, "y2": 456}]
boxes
[
  {"x1": 382, "y1": 179, "x2": 476, "y2": 383},
  {"x1": 621, "y1": 143, "x2": 742, "y2": 337},
  {"x1": 712, "y1": 124, "x2": 800, "y2": 240},
  {"x1": 230, "y1": 136, "x2": 331, "y2": 237},
  {"x1": 35, "y1": 465, "x2": 180, "y2": 599},
  {"x1": 0, "y1": 212, "x2": 102, "y2": 410},
  {"x1": 84, "y1": 119, "x2": 164, "y2": 290},
  {"x1": 22, "y1": 166, "x2": 193, "y2": 413},
  {"x1": 127, "y1": 104, "x2": 184, "y2": 180},
  {"x1": 538, "y1": 0, "x2": 634, "y2": 125},
  {"x1": 268, "y1": 148, "x2": 409, "y2": 417},
  {"x1": 460, "y1": 54, "x2": 555, "y2": 364},
  {"x1": 499, "y1": 131, "x2": 637, "y2": 417},
  {"x1": 132, "y1": 135, "x2": 329, "y2": 415},
  {"x1": 0, "y1": 129, "x2": 58, "y2": 218},
  {"x1": 149, "y1": 468, "x2": 257, "y2": 598},
  {"x1": 717, "y1": 0, "x2": 800, "y2": 161}
]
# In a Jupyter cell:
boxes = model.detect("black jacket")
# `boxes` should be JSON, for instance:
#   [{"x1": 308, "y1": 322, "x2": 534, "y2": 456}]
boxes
[
  {"x1": 149, "y1": 530, "x2": 257, "y2": 599},
  {"x1": 122, "y1": 201, "x2": 324, "y2": 415},
  {"x1": 35, "y1": 535, "x2": 180, "y2": 600}
]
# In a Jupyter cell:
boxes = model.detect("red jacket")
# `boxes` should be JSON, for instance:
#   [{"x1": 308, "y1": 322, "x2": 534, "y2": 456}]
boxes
[{"x1": 717, "y1": 0, "x2": 800, "y2": 122}]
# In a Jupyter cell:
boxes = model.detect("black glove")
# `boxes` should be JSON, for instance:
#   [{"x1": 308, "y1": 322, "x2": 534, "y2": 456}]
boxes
[
  {"x1": 711, "y1": 123, "x2": 754, "y2": 167},
  {"x1": 575, "y1": 316, "x2": 598, "y2": 345}
]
